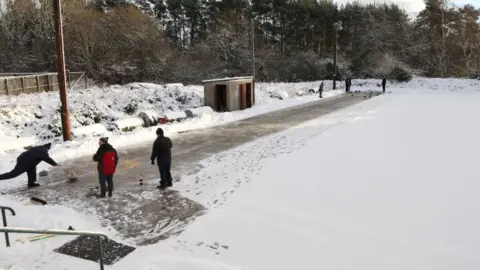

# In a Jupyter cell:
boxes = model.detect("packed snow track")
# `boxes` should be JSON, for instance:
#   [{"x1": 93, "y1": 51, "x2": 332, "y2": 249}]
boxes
[{"x1": 4, "y1": 91, "x2": 382, "y2": 245}]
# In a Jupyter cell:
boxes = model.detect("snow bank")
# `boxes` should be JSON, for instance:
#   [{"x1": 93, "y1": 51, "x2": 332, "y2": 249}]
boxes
[
  {"x1": 0, "y1": 79, "x2": 352, "y2": 144},
  {"x1": 164, "y1": 111, "x2": 187, "y2": 123},
  {"x1": 188, "y1": 106, "x2": 214, "y2": 117},
  {"x1": 0, "y1": 194, "x2": 111, "y2": 269},
  {"x1": 113, "y1": 117, "x2": 145, "y2": 132},
  {"x1": 350, "y1": 77, "x2": 480, "y2": 92},
  {"x1": 0, "y1": 137, "x2": 36, "y2": 152},
  {"x1": 71, "y1": 123, "x2": 107, "y2": 138},
  {"x1": 137, "y1": 111, "x2": 160, "y2": 127},
  {"x1": 0, "y1": 79, "x2": 339, "y2": 148},
  {"x1": 0, "y1": 82, "x2": 203, "y2": 141}
]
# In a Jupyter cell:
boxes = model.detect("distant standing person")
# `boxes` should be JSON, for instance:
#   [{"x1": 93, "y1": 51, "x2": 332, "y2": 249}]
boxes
[
  {"x1": 318, "y1": 81, "x2": 324, "y2": 98},
  {"x1": 93, "y1": 137, "x2": 118, "y2": 198},
  {"x1": 151, "y1": 128, "x2": 173, "y2": 189},
  {"x1": 0, "y1": 143, "x2": 58, "y2": 188},
  {"x1": 345, "y1": 78, "x2": 352, "y2": 93},
  {"x1": 382, "y1": 78, "x2": 387, "y2": 93}
]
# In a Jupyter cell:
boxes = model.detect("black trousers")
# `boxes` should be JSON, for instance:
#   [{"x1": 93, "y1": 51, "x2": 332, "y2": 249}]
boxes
[
  {"x1": 158, "y1": 163, "x2": 172, "y2": 186},
  {"x1": 98, "y1": 172, "x2": 113, "y2": 197},
  {"x1": 0, "y1": 164, "x2": 36, "y2": 185}
]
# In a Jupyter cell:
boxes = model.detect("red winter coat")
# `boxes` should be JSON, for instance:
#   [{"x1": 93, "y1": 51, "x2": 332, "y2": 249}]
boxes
[{"x1": 93, "y1": 143, "x2": 118, "y2": 176}]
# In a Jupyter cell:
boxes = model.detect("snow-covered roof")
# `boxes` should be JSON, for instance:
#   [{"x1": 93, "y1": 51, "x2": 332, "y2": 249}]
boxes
[{"x1": 202, "y1": 76, "x2": 254, "y2": 83}]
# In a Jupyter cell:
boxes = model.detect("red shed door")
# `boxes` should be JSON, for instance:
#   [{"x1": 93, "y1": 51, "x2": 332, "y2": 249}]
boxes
[{"x1": 241, "y1": 84, "x2": 247, "y2": 109}]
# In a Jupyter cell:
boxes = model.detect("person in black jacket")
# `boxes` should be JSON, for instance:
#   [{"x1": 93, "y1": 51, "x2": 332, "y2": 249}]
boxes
[
  {"x1": 318, "y1": 81, "x2": 324, "y2": 98},
  {"x1": 151, "y1": 128, "x2": 173, "y2": 189},
  {"x1": 0, "y1": 143, "x2": 58, "y2": 187},
  {"x1": 382, "y1": 78, "x2": 387, "y2": 93},
  {"x1": 345, "y1": 78, "x2": 352, "y2": 93},
  {"x1": 93, "y1": 137, "x2": 118, "y2": 198}
]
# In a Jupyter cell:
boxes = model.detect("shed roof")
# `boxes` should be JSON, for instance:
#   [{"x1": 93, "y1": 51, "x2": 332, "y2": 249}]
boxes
[{"x1": 202, "y1": 76, "x2": 254, "y2": 83}]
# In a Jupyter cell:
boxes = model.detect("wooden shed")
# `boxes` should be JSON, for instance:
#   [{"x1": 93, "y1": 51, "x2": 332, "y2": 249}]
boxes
[{"x1": 202, "y1": 76, "x2": 255, "y2": 112}]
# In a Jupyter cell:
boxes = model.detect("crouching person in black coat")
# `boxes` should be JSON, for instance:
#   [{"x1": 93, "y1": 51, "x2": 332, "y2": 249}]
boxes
[
  {"x1": 151, "y1": 128, "x2": 173, "y2": 189},
  {"x1": 93, "y1": 137, "x2": 118, "y2": 198},
  {"x1": 0, "y1": 143, "x2": 58, "y2": 188}
]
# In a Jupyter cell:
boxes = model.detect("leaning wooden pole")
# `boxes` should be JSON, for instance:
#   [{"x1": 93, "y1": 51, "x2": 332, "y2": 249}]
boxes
[{"x1": 53, "y1": 0, "x2": 71, "y2": 141}]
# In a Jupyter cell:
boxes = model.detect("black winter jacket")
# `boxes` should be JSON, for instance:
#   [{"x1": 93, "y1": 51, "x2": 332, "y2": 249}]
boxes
[
  {"x1": 17, "y1": 144, "x2": 57, "y2": 169},
  {"x1": 151, "y1": 135, "x2": 172, "y2": 165}
]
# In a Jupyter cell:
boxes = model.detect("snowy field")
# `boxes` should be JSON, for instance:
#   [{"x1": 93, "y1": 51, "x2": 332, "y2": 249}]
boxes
[{"x1": 2, "y1": 77, "x2": 480, "y2": 269}]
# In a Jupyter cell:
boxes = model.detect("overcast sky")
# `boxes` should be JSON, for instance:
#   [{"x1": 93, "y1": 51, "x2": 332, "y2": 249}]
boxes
[{"x1": 334, "y1": 0, "x2": 480, "y2": 16}]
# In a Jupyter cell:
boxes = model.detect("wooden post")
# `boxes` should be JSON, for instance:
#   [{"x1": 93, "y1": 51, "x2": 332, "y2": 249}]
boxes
[
  {"x1": 251, "y1": 19, "x2": 255, "y2": 77},
  {"x1": 53, "y1": 0, "x2": 72, "y2": 141},
  {"x1": 35, "y1": 76, "x2": 40, "y2": 92},
  {"x1": 333, "y1": 27, "x2": 337, "y2": 90}
]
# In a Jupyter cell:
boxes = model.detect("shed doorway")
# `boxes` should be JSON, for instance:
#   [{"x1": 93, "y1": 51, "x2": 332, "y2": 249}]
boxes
[
  {"x1": 215, "y1": 84, "x2": 227, "y2": 112},
  {"x1": 246, "y1": 83, "x2": 252, "y2": 108}
]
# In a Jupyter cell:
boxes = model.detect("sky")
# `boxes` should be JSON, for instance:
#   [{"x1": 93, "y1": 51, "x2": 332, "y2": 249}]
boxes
[{"x1": 335, "y1": 0, "x2": 480, "y2": 16}]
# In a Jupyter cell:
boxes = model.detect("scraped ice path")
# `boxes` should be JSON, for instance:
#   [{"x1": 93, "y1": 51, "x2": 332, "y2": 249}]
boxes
[{"x1": 166, "y1": 91, "x2": 480, "y2": 270}]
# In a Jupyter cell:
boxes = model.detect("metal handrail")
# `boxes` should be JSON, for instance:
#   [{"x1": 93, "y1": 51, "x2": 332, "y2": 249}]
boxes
[
  {"x1": 0, "y1": 206, "x2": 15, "y2": 247},
  {"x1": 0, "y1": 227, "x2": 109, "y2": 270}
]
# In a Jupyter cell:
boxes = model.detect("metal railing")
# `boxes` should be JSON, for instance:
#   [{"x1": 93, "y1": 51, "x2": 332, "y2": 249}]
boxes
[
  {"x1": 0, "y1": 206, "x2": 15, "y2": 247},
  {"x1": 0, "y1": 226, "x2": 109, "y2": 270}
]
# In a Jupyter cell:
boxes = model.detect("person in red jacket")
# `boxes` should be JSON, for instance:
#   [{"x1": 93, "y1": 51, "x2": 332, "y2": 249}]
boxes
[{"x1": 93, "y1": 137, "x2": 118, "y2": 198}]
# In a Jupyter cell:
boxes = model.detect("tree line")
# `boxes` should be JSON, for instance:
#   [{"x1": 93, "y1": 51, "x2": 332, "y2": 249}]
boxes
[{"x1": 0, "y1": 0, "x2": 478, "y2": 84}]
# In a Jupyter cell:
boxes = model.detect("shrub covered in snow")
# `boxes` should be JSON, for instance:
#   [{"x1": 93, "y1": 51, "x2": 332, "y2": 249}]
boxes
[
  {"x1": 0, "y1": 83, "x2": 203, "y2": 140},
  {"x1": 389, "y1": 67, "x2": 412, "y2": 82}
]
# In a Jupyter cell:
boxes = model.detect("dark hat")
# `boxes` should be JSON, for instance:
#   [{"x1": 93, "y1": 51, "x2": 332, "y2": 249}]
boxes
[
  {"x1": 99, "y1": 137, "x2": 109, "y2": 143},
  {"x1": 156, "y1": 128, "x2": 164, "y2": 136}
]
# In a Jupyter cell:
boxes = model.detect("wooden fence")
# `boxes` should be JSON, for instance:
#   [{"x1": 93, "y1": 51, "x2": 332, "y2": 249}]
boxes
[{"x1": 0, "y1": 72, "x2": 86, "y2": 95}]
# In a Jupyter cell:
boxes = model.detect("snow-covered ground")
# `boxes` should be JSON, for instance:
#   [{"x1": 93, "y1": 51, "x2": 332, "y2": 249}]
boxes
[
  {"x1": 0, "y1": 81, "x2": 339, "y2": 142},
  {"x1": 2, "y1": 77, "x2": 480, "y2": 269},
  {"x1": 0, "y1": 80, "x2": 343, "y2": 190}
]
